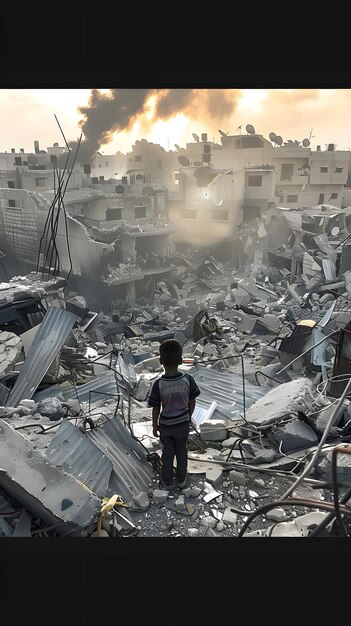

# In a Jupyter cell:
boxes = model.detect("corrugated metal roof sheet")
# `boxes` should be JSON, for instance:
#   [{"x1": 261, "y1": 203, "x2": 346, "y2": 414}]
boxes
[
  {"x1": 46, "y1": 420, "x2": 113, "y2": 498},
  {"x1": 33, "y1": 372, "x2": 117, "y2": 403},
  {"x1": 5, "y1": 307, "x2": 77, "y2": 407},
  {"x1": 45, "y1": 415, "x2": 154, "y2": 502},
  {"x1": 188, "y1": 366, "x2": 269, "y2": 420},
  {"x1": 87, "y1": 416, "x2": 154, "y2": 502}
]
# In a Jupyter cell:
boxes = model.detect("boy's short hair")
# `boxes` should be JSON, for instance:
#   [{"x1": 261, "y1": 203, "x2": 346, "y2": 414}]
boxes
[{"x1": 159, "y1": 339, "x2": 183, "y2": 366}]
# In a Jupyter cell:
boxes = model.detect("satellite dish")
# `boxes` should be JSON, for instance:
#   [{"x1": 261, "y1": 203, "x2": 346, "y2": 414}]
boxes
[
  {"x1": 174, "y1": 144, "x2": 181, "y2": 151},
  {"x1": 192, "y1": 133, "x2": 200, "y2": 142},
  {"x1": 246, "y1": 124, "x2": 255, "y2": 135},
  {"x1": 142, "y1": 186, "x2": 156, "y2": 197},
  {"x1": 178, "y1": 155, "x2": 190, "y2": 167},
  {"x1": 302, "y1": 138, "x2": 310, "y2": 148},
  {"x1": 28, "y1": 155, "x2": 38, "y2": 166},
  {"x1": 115, "y1": 185, "x2": 125, "y2": 194},
  {"x1": 269, "y1": 132, "x2": 277, "y2": 143},
  {"x1": 218, "y1": 130, "x2": 228, "y2": 137},
  {"x1": 275, "y1": 136, "x2": 283, "y2": 146},
  {"x1": 331, "y1": 226, "x2": 340, "y2": 236}
]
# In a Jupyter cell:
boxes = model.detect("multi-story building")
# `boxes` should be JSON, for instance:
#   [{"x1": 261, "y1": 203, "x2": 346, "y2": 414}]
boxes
[
  {"x1": 0, "y1": 186, "x2": 173, "y2": 312},
  {"x1": 169, "y1": 163, "x2": 275, "y2": 258}
]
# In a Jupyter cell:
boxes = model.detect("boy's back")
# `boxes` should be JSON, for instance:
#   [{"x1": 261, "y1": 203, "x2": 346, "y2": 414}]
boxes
[{"x1": 148, "y1": 339, "x2": 200, "y2": 489}]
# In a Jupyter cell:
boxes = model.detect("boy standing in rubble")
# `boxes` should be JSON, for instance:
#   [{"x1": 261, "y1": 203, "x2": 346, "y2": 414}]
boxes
[{"x1": 148, "y1": 339, "x2": 200, "y2": 489}]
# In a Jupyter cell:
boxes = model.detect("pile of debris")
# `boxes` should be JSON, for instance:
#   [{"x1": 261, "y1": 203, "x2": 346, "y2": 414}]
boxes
[{"x1": 2, "y1": 208, "x2": 351, "y2": 537}]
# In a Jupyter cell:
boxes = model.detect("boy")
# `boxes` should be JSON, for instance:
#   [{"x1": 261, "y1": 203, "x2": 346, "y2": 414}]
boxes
[{"x1": 148, "y1": 339, "x2": 200, "y2": 489}]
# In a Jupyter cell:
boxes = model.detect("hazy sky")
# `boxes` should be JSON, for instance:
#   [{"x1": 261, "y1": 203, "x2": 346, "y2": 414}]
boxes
[{"x1": 1, "y1": 89, "x2": 351, "y2": 154}]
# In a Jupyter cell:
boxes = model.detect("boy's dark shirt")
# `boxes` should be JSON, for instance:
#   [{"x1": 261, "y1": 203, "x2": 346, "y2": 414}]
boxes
[{"x1": 148, "y1": 371, "x2": 200, "y2": 428}]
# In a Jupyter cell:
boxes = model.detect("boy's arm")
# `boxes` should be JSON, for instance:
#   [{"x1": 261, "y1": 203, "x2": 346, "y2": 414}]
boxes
[
  {"x1": 152, "y1": 406, "x2": 160, "y2": 437},
  {"x1": 189, "y1": 398, "x2": 197, "y2": 430}
]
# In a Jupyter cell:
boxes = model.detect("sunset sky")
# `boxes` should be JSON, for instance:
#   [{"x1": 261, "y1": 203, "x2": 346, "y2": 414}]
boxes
[{"x1": 1, "y1": 89, "x2": 350, "y2": 155}]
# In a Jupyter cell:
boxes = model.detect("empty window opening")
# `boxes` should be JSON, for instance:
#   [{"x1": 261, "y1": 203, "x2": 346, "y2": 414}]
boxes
[
  {"x1": 281, "y1": 164, "x2": 294, "y2": 181},
  {"x1": 135, "y1": 155, "x2": 142, "y2": 162},
  {"x1": 106, "y1": 208, "x2": 122, "y2": 220},
  {"x1": 287, "y1": 195, "x2": 298, "y2": 203},
  {"x1": 318, "y1": 193, "x2": 325, "y2": 204},
  {"x1": 321, "y1": 167, "x2": 328, "y2": 173},
  {"x1": 35, "y1": 178, "x2": 46, "y2": 187},
  {"x1": 330, "y1": 193, "x2": 338, "y2": 200},
  {"x1": 7, "y1": 181, "x2": 14, "y2": 188},
  {"x1": 134, "y1": 206, "x2": 146, "y2": 219},
  {"x1": 248, "y1": 175, "x2": 262, "y2": 187},
  {"x1": 336, "y1": 167, "x2": 343, "y2": 173},
  {"x1": 8, "y1": 199, "x2": 16, "y2": 207},
  {"x1": 212, "y1": 209, "x2": 229, "y2": 221}
]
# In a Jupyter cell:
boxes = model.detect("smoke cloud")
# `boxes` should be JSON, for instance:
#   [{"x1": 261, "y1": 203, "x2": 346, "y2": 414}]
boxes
[{"x1": 63, "y1": 89, "x2": 243, "y2": 166}]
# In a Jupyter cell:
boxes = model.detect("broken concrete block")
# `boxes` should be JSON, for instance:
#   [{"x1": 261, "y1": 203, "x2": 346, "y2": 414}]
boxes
[
  {"x1": 153, "y1": 489, "x2": 168, "y2": 505},
  {"x1": 130, "y1": 491, "x2": 150, "y2": 511},
  {"x1": 229, "y1": 470, "x2": 249, "y2": 487},
  {"x1": 190, "y1": 487, "x2": 202, "y2": 498},
  {"x1": 36, "y1": 397, "x2": 63, "y2": 418},
  {"x1": 223, "y1": 507, "x2": 238, "y2": 526},
  {"x1": 216, "y1": 522, "x2": 225, "y2": 532},
  {"x1": 253, "y1": 478, "x2": 265, "y2": 488},
  {"x1": 183, "y1": 487, "x2": 192, "y2": 498},
  {"x1": 200, "y1": 419, "x2": 228, "y2": 441},
  {"x1": 274, "y1": 420, "x2": 318, "y2": 452},
  {"x1": 316, "y1": 445, "x2": 351, "y2": 482},
  {"x1": 0, "y1": 420, "x2": 101, "y2": 534},
  {"x1": 19, "y1": 399, "x2": 37, "y2": 409},
  {"x1": 187, "y1": 528, "x2": 199, "y2": 537},
  {"x1": 266, "y1": 507, "x2": 286, "y2": 522},
  {"x1": 221, "y1": 437, "x2": 239, "y2": 449},
  {"x1": 251, "y1": 449, "x2": 279, "y2": 464},
  {"x1": 175, "y1": 495, "x2": 185, "y2": 511},
  {"x1": 200, "y1": 515, "x2": 217, "y2": 529},
  {"x1": 245, "y1": 377, "x2": 317, "y2": 427},
  {"x1": 205, "y1": 466, "x2": 223, "y2": 487}
]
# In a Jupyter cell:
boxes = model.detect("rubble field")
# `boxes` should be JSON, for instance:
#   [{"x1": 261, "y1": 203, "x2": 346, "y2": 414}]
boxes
[{"x1": 2, "y1": 205, "x2": 351, "y2": 538}]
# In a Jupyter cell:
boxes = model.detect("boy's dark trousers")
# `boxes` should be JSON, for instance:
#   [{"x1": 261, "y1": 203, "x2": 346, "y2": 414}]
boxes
[{"x1": 159, "y1": 422, "x2": 189, "y2": 484}]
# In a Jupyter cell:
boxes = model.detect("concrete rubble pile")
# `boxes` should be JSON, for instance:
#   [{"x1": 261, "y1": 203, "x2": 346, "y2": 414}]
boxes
[{"x1": 2, "y1": 205, "x2": 351, "y2": 537}]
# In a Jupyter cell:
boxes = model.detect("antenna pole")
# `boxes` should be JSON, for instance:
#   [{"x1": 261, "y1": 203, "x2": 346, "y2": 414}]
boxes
[{"x1": 308, "y1": 128, "x2": 313, "y2": 142}]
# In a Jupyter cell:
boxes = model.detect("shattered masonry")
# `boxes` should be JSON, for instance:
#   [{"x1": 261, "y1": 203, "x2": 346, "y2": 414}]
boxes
[{"x1": 1, "y1": 129, "x2": 351, "y2": 537}]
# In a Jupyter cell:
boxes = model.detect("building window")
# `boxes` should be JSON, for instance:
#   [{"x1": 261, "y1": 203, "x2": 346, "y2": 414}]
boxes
[
  {"x1": 318, "y1": 194, "x2": 325, "y2": 204},
  {"x1": 287, "y1": 195, "x2": 298, "y2": 203},
  {"x1": 320, "y1": 167, "x2": 328, "y2": 173},
  {"x1": 174, "y1": 172, "x2": 180, "y2": 180},
  {"x1": 335, "y1": 167, "x2": 343, "y2": 173},
  {"x1": 35, "y1": 178, "x2": 46, "y2": 187},
  {"x1": 7, "y1": 181, "x2": 15, "y2": 188},
  {"x1": 135, "y1": 155, "x2": 142, "y2": 162},
  {"x1": 158, "y1": 159, "x2": 162, "y2": 169},
  {"x1": 130, "y1": 175, "x2": 135, "y2": 184},
  {"x1": 106, "y1": 208, "x2": 122, "y2": 220},
  {"x1": 134, "y1": 206, "x2": 146, "y2": 219},
  {"x1": 331, "y1": 193, "x2": 338, "y2": 199},
  {"x1": 8, "y1": 199, "x2": 16, "y2": 207},
  {"x1": 212, "y1": 209, "x2": 229, "y2": 221},
  {"x1": 248, "y1": 175, "x2": 262, "y2": 187},
  {"x1": 281, "y1": 164, "x2": 294, "y2": 181},
  {"x1": 180, "y1": 209, "x2": 197, "y2": 219},
  {"x1": 98, "y1": 164, "x2": 102, "y2": 168},
  {"x1": 136, "y1": 174, "x2": 144, "y2": 182}
]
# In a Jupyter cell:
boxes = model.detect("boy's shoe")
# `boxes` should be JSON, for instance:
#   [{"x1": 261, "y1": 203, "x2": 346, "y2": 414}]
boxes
[
  {"x1": 159, "y1": 480, "x2": 173, "y2": 490},
  {"x1": 176, "y1": 475, "x2": 188, "y2": 489}
]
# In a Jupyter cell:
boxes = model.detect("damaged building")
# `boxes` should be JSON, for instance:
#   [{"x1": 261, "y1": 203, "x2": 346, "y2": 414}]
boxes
[{"x1": 2, "y1": 120, "x2": 351, "y2": 539}]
